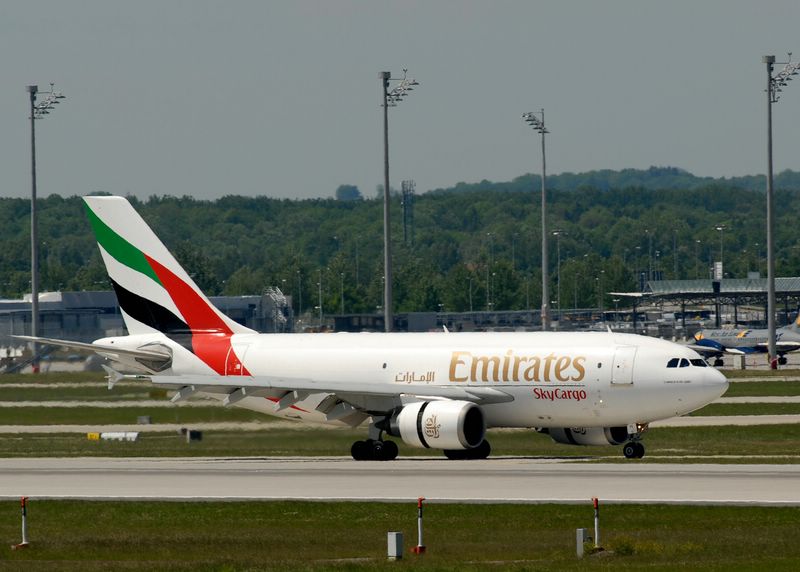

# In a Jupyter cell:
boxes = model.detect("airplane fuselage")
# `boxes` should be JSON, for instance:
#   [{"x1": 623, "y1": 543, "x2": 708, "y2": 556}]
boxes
[{"x1": 100, "y1": 330, "x2": 728, "y2": 429}]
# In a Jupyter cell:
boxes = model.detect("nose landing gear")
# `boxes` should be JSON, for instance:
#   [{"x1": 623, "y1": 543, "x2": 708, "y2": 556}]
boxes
[
  {"x1": 622, "y1": 441, "x2": 645, "y2": 459},
  {"x1": 622, "y1": 423, "x2": 648, "y2": 459}
]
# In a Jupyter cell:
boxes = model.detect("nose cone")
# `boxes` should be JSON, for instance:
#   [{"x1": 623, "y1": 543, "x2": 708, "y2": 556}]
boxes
[{"x1": 706, "y1": 366, "x2": 729, "y2": 398}]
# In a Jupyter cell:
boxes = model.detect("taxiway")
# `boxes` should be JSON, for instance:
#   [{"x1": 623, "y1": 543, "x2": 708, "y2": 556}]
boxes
[{"x1": 0, "y1": 457, "x2": 798, "y2": 505}]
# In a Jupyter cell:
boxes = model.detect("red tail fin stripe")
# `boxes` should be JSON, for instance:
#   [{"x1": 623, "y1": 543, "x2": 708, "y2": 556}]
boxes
[{"x1": 145, "y1": 254, "x2": 250, "y2": 376}]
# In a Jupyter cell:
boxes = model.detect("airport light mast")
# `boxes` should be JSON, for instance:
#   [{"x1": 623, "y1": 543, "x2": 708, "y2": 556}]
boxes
[
  {"x1": 27, "y1": 83, "x2": 66, "y2": 372},
  {"x1": 764, "y1": 54, "x2": 800, "y2": 367},
  {"x1": 379, "y1": 69, "x2": 419, "y2": 332},
  {"x1": 522, "y1": 109, "x2": 550, "y2": 331}
]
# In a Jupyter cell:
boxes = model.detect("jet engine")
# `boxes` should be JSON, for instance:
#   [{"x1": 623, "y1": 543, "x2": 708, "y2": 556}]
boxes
[
  {"x1": 387, "y1": 400, "x2": 485, "y2": 450},
  {"x1": 543, "y1": 426, "x2": 629, "y2": 447}
]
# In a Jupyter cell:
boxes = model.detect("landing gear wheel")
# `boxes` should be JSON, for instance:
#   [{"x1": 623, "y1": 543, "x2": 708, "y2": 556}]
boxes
[
  {"x1": 382, "y1": 440, "x2": 399, "y2": 461},
  {"x1": 444, "y1": 439, "x2": 491, "y2": 460},
  {"x1": 713, "y1": 358, "x2": 724, "y2": 367},
  {"x1": 351, "y1": 440, "x2": 369, "y2": 461},
  {"x1": 351, "y1": 439, "x2": 399, "y2": 461},
  {"x1": 779, "y1": 356, "x2": 788, "y2": 366},
  {"x1": 623, "y1": 441, "x2": 645, "y2": 459}
]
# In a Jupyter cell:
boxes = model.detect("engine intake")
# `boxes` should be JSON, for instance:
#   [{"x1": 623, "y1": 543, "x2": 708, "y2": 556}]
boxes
[
  {"x1": 544, "y1": 426, "x2": 629, "y2": 447},
  {"x1": 387, "y1": 400, "x2": 485, "y2": 450}
]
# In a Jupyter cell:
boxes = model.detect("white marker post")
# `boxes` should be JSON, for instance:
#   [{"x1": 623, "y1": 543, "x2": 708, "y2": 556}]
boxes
[
  {"x1": 592, "y1": 497, "x2": 600, "y2": 548},
  {"x1": 11, "y1": 497, "x2": 29, "y2": 550},
  {"x1": 411, "y1": 497, "x2": 426, "y2": 554}
]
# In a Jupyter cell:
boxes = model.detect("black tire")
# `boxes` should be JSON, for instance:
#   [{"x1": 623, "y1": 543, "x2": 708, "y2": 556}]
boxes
[
  {"x1": 469, "y1": 439, "x2": 491, "y2": 459},
  {"x1": 634, "y1": 442, "x2": 645, "y2": 459},
  {"x1": 444, "y1": 449, "x2": 467, "y2": 460},
  {"x1": 779, "y1": 356, "x2": 788, "y2": 366},
  {"x1": 351, "y1": 440, "x2": 370, "y2": 461},
  {"x1": 371, "y1": 439, "x2": 385, "y2": 460},
  {"x1": 382, "y1": 440, "x2": 399, "y2": 461},
  {"x1": 622, "y1": 442, "x2": 638, "y2": 459}
]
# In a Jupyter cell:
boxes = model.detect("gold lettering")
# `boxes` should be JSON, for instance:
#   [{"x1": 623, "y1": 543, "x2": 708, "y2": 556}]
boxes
[
  {"x1": 543, "y1": 353, "x2": 557, "y2": 382},
  {"x1": 449, "y1": 351, "x2": 470, "y2": 382},
  {"x1": 523, "y1": 357, "x2": 541, "y2": 381},
  {"x1": 571, "y1": 356, "x2": 586, "y2": 381},
  {"x1": 472, "y1": 355, "x2": 500, "y2": 382},
  {"x1": 513, "y1": 356, "x2": 526, "y2": 382},
  {"x1": 554, "y1": 356, "x2": 571, "y2": 381},
  {"x1": 449, "y1": 351, "x2": 588, "y2": 384}
]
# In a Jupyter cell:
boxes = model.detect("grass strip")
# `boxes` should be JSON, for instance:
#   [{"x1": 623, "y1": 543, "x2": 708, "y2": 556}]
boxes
[
  {"x1": 1, "y1": 500, "x2": 799, "y2": 571},
  {"x1": 723, "y1": 380, "x2": 800, "y2": 396},
  {"x1": 0, "y1": 406, "x2": 274, "y2": 425},
  {"x1": 2, "y1": 425, "x2": 800, "y2": 461},
  {"x1": 691, "y1": 402, "x2": 800, "y2": 416}
]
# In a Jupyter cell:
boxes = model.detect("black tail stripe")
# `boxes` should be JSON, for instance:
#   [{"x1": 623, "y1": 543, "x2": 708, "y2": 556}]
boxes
[{"x1": 110, "y1": 279, "x2": 194, "y2": 354}]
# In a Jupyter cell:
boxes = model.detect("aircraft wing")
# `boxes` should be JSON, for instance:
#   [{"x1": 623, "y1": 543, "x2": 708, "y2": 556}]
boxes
[
  {"x1": 151, "y1": 373, "x2": 515, "y2": 405},
  {"x1": 753, "y1": 341, "x2": 800, "y2": 354},
  {"x1": 687, "y1": 342, "x2": 745, "y2": 356}
]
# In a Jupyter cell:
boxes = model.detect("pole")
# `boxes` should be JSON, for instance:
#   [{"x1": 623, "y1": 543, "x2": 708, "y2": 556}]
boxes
[
  {"x1": 540, "y1": 109, "x2": 550, "y2": 331},
  {"x1": 27, "y1": 86, "x2": 40, "y2": 373},
  {"x1": 380, "y1": 71, "x2": 393, "y2": 333},
  {"x1": 412, "y1": 496, "x2": 426, "y2": 554},
  {"x1": 764, "y1": 55, "x2": 777, "y2": 367},
  {"x1": 12, "y1": 496, "x2": 29, "y2": 549},
  {"x1": 592, "y1": 497, "x2": 600, "y2": 548}
]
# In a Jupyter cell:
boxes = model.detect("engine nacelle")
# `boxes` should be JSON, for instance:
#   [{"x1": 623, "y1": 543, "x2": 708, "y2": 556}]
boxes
[
  {"x1": 387, "y1": 400, "x2": 485, "y2": 450},
  {"x1": 545, "y1": 426, "x2": 629, "y2": 447}
]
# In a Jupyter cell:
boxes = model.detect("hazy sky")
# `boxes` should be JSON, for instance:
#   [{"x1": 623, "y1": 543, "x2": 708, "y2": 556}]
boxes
[{"x1": 2, "y1": 1, "x2": 799, "y2": 201}]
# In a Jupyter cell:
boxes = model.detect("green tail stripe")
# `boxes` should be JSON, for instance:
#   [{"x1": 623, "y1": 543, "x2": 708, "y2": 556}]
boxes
[{"x1": 84, "y1": 202, "x2": 162, "y2": 285}]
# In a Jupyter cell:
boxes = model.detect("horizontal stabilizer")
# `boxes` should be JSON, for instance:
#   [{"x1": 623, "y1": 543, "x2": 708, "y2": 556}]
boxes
[{"x1": 13, "y1": 335, "x2": 172, "y2": 362}]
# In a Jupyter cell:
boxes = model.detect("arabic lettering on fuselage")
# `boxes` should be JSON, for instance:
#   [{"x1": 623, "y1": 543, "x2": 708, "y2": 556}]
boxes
[{"x1": 394, "y1": 371, "x2": 436, "y2": 384}]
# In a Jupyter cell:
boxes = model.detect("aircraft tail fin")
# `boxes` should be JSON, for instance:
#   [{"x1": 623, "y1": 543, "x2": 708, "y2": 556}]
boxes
[
  {"x1": 790, "y1": 309, "x2": 800, "y2": 333},
  {"x1": 83, "y1": 196, "x2": 255, "y2": 338}
]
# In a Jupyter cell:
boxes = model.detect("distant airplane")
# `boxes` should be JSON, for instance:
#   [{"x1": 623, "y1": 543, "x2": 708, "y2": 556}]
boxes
[
  {"x1": 19, "y1": 196, "x2": 728, "y2": 460},
  {"x1": 691, "y1": 315, "x2": 800, "y2": 366}
]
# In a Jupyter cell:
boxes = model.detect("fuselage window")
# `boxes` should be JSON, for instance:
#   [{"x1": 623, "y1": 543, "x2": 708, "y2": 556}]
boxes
[
  {"x1": 679, "y1": 358, "x2": 690, "y2": 367},
  {"x1": 690, "y1": 359, "x2": 708, "y2": 367},
  {"x1": 667, "y1": 358, "x2": 680, "y2": 368}
]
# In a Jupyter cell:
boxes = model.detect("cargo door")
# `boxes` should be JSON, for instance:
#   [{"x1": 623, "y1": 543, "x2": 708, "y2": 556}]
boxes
[{"x1": 611, "y1": 345, "x2": 637, "y2": 385}]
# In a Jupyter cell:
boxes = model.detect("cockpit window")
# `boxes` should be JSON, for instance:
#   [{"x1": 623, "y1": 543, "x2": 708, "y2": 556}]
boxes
[
  {"x1": 690, "y1": 359, "x2": 707, "y2": 367},
  {"x1": 667, "y1": 358, "x2": 679, "y2": 368},
  {"x1": 679, "y1": 358, "x2": 690, "y2": 368}
]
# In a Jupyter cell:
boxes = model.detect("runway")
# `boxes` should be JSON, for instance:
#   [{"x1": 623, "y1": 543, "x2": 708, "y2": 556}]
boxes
[{"x1": 1, "y1": 457, "x2": 798, "y2": 506}]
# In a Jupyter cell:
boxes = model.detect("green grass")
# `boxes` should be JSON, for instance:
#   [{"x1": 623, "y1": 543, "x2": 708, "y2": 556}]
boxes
[
  {"x1": 1, "y1": 425, "x2": 800, "y2": 461},
  {"x1": 1, "y1": 500, "x2": 799, "y2": 571},
  {"x1": 691, "y1": 402, "x2": 800, "y2": 416},
  {"x1": 0, "y1": 371, "x2": 107, "y2": 384},
  {"x1": 0, "y1": 405, "x2": 274, "y2": 425},
  {"x1": 723, "y1": 380, "x2": 800, "y2": 396},
  {"x1": 0, "y1": 385, "x2": 165, "y2": 401},
  {"x1": 723, "y1": 368, "x2": 800, "y2": 379}
]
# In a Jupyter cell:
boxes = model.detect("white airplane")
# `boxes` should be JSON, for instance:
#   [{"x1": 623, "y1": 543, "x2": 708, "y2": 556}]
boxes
[
  {"x1": 20, "y1": 196, "x2": 728, "y2": 460},
  {"x1": 691, "y1": 316, "x2": 800, "y2": 367}
]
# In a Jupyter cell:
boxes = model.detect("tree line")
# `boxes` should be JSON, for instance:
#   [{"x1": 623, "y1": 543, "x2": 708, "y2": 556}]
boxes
[{"x1": 1, "y1": 169, "x2": 799, "y2": 317}]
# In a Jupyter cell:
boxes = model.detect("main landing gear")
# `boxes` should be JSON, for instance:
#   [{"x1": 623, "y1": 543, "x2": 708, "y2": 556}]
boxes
[
  {"x1": 443, "y1": 439, "x2": 491, "y2": 460},
  {"x1": 351, "y1": 438, "x2": 398, "y2": 461}
]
